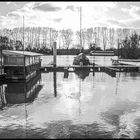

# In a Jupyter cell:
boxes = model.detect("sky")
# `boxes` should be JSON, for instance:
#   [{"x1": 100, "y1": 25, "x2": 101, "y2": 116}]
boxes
[{"x1": 1, "y1": 1, "x2": 140, "y2": 31}]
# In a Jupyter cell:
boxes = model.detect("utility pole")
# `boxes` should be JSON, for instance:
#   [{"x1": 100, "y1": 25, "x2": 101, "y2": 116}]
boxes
[
  {"x1": 80, "y1": 7, "x2": 82, "y2": 52},
  {"x1": 23, "y1": 16, "x2": 25, "y2": 77},
  {"x1": 50, "y1": 28, "x2": 52, "y2": 49},
  {"x1": 23, "y1": 16, "x2": 25, "y2": 53}
]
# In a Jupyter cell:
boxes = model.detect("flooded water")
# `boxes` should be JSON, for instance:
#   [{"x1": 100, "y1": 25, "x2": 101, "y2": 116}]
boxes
[{"x1": 1, "y1": 55, "x2": 140, "y2": 138}]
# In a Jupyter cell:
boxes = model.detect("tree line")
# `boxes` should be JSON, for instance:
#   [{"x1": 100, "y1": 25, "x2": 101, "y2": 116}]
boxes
[
  {"x1": 119, "y1": 33, "x2": 140, "y2": 59},
  {"x1": 0, "y1": 26, "x2": 140, "y2": 57}
]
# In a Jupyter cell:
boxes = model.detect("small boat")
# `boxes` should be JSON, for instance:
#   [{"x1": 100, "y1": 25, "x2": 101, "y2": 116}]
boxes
[
  {"x1": 73, "y1": 53, "x2": 90, "y2": 71},
  {"x1": 73, "y1": 53, "x2": 90, "y2": 65},
  {"x1": 111, "y1": 58, "x2": 140, "y2": 65}
]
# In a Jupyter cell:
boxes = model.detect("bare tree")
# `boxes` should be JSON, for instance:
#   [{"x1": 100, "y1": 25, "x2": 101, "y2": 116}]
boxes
[
  {"x1": 60, "y1": 29, "x2": 73, "y2": 49},
  {"x1": 42, "y1": 27, "x2": 48, "y2": 48},
  {"x1": 86, "y1": 28, "x2": 94, "y2": 48},
  {"x1": 102, "y1": 27, "x2": 108, "y2": 51},
  {"x1": 109, "y1": 28, "x2": 115, "y2": 48}
]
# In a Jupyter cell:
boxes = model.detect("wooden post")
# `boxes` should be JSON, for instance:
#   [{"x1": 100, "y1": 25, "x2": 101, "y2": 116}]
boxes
[
  {"x1": 24, "y1": 56, "x2": 26, "y2": 78},
  {"x1": 64, "y1": 67, "x2": 69, "y2": 78},
  {"x1": 53, "y1": 71, "x2": 57, "y2": 97},
  {"x1": 23, "y1": 16, "x2": 26, "y2": 79},
  {"x1": 93, "y1": 63, "x2": 95, "y2": 76},
  {"x1": 118, "y1": 38, "x2": 120, "y2": 59},
  {"x1": 0, "y1": 49, "x2": 2, "y2": 75},
  {"x1": 53, "y1": 42, "x2": 57, "y2": 67}
]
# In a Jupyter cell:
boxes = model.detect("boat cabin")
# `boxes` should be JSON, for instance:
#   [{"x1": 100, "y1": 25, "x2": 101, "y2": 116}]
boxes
[{"x1": 2, "y1": 50, "x2": 43, "y2": 81}]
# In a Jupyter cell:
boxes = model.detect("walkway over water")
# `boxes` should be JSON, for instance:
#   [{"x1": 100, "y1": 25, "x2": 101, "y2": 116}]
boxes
[
  {"x1": 40, "y1": 64, "x2": 140, "y2": 72},
  {"x1": 40, "y1": 64, "x2": 140, "y2": 78}
]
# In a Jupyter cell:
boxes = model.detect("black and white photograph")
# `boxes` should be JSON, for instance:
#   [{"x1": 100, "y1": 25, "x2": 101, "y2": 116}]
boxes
[{"x1": 0, "y1": 1, "x2": 140, "y2": 139}]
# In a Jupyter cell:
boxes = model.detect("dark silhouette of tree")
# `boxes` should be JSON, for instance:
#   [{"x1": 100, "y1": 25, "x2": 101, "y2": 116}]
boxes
[
  {"x1": 0, "y1": 36, "x2": 10, "y2": 50},
  {"x1": 15, "y1": 40, "x2": 23, "y2": 50},
  {"x1": 121, "y1": 32, "x2": 140, "y2": 59}
]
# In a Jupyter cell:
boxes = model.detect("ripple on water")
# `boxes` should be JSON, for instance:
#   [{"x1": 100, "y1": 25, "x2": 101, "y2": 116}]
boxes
[{"x1": 1, "y1": 56, "x2": 140, "y2": 138}]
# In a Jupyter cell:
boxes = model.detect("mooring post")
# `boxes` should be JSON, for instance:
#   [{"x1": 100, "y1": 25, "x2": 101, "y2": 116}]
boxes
[
  {"x1": 53, "y1": 71, "x2": 57, "y2": 97},
  {"x1": 64, "y1": 67, "x2": 69, "y2": 78},
  {"x1": 93, "y1": 62, "x2": 95, "y2": 76},
  {"x1": 53, "y1": 42, "x2": 57, "y2": 67}
]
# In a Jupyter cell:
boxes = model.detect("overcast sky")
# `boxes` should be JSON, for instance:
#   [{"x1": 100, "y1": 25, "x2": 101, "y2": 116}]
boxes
[{"x1": 1, "y1": 2, "x2": 140, "y2": 31}]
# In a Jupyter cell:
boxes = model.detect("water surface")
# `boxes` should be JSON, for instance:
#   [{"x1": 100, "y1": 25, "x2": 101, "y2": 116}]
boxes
[{"x1": 0, "y1": 55, "x2": 140, "y2": 138}]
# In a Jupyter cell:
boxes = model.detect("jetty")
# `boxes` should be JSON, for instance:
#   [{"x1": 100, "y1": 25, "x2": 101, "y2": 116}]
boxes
[
  {"x1": 40, "y1": 42, "x2": 140, "y2": 78},
  {"x1": 40, "y1": 64, "x2": 140, "y2": 72}
]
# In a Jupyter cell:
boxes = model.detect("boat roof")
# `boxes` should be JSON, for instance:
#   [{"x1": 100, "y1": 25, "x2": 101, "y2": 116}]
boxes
[{"x1": 2, "y1": 50, "x2": 43, "y2": 57}]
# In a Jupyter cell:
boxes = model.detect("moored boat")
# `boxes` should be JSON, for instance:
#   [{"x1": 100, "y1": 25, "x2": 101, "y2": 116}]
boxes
[
  {"x1": 73, "y1": 53, "x2": 90, "y2": 71},
  {"x1": 2, "y1": 50, "x2": 43, "y2": 82},
  {"x1": 111, "y1": 58, "x2": 140, "y2": 65}
]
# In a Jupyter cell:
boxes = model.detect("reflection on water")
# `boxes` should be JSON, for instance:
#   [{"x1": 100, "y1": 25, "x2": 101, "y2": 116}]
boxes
[
  {"x1": 53, "y1": 71, "x2": 57, "y2": 97},
  {"x1": 0, "y1": 73, "x2": 43, "y2": 107},
  {"x1": 5, "y1": 73, "x2": 43, "y2": 104},
  {"x1": 0, "y1": 56, "x2": 140, "y2": 138},
  {"x1": 74, "y1": 68, "x2": 90, "y2": 80},
  {"x1": 0, "y1": 84, "x2": 7, "y2": 109},
  {"x1": 0, "y1": 72, "x2": 43, "y2": 138}
]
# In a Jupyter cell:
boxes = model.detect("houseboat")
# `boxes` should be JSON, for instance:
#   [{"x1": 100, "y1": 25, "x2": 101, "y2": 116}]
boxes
[
  {"x1": 2, "y1": 50, "x2": 43, "y2": 82},
  {"x1": 0, "y1": 49, "x2": 5, "y2": 82}
]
